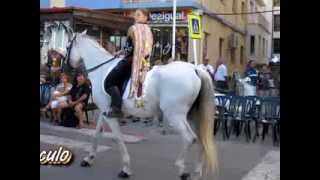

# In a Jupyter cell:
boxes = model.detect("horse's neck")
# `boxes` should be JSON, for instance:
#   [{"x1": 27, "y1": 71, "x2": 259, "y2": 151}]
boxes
[
  {"x1": 77, "y1": 37, "x2": 120, "y2": 95},
  {"x1": 78, "y1": 37, "x2": 114, "y2": 72}
]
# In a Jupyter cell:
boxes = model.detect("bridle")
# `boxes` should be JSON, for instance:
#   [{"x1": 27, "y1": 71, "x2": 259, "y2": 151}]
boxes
[
  {"x1": 62, "y1": 33, "x2": 118, "y2": 74},
  {"x1": 46, "y1": 22, "x2": 118, "y2": 74}
]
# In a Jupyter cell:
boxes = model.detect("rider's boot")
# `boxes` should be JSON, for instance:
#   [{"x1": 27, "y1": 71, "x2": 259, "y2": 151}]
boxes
[{"x1": 106, "y1": 86, "x2": 123, "y2": 118}]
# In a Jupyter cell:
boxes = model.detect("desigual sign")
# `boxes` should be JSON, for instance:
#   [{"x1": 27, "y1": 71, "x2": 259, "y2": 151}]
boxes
[{"x1": 149, "y1": 10, "x2": 189, "y2": 23}]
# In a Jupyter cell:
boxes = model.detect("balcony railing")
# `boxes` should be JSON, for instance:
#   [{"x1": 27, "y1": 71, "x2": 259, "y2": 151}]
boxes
[
  {"x1": 257, "y1": 14, "x2": 269, "y2": 31},
  {"x1": 248, "y1": 14, "x2": 269, "y2": 31}
]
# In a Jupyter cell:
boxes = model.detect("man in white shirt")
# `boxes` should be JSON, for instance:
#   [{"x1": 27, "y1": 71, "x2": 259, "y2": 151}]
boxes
[
  {"x1": 198, "y1": 57, "x2": 214, "y2": 79},
  {"x1": 214, "y1": 58, "x2": 228, "y2": 90}
]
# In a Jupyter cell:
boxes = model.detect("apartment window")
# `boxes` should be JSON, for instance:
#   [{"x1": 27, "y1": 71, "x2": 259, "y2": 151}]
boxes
[
  {"x1": 241, "y1": 1, "x2": 246, "y2": 20},
  {"x1": 250, "y1": 35, "x2": 255, "y2": 55},
  {"x1": 231, "y1": 49, "x2": 236, "y2": 64},
  {"x1": 250, "y1": 1, "x2": 254, "y2": 12},
  {"x1": 273, "y1": 38, "x2": 280, "y2": 54},
  {"x1": 273, "y1": 0, "x2": 280, "y2": 6},
  {"x1": 262, "y1": 38, "x2": 265, "y2": 56},
  {"x1": 240, "y1": 46, "x2": 244, "y2": 64},
  {"x1": 274, "y1": 15, "x2": 280, "y2": 32},
  {"x1": 219, "y1": 38, "x2": 224, "y2": 58},
  {"x1": 232, "y1": 0, "x2": 237, "y2": 13},
  {"x1": 258, "y1": 36, "x2": 261, "y2": 56}
]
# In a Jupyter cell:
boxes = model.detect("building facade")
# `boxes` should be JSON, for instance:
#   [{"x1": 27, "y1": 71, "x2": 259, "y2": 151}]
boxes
[
  {"x1": 199, "y1": 0, "x2": 248, "y2": 74},
  {"x1": 246, "y1": 0, "x2": 271, "y2": 65},
  {"x1": 272, "y1": 0, "x2": 280, "y2": 59},
  {"x1": 101, "y1": 0, "x2": 249, "y2": 75},
  {"x1": 41, "y1": 0, "x2": 249, "y2": 75}
]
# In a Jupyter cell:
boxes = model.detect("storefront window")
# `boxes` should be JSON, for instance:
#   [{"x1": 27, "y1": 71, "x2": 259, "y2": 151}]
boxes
[
  {"x1": 151, "y1": 26, "x2": 188, "y2": 64},
  {"x1": 110, "y1": 35, "x2": 127, "y2": 52}
]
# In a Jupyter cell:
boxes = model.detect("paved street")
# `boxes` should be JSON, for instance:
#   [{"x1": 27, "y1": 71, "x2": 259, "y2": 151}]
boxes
[{"x1": 40, "y1": 119, "x2": 279, "y2": 180}]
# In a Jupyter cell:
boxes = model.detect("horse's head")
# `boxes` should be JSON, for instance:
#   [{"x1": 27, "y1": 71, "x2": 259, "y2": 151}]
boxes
[{"x1": 44, "y1": 21, "x2": 86, "y2": 69}]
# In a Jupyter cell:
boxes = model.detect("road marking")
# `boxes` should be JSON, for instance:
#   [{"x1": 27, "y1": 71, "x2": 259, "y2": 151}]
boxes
[
  {"x1": 40, "y1": 134, "x2": 111, "y2": 153},
  {"x1": 40, "y1": 122, "x2": 146, "y2": 143},
  {"x1": 242, "y1": 150, "x2": 280, "y2": 180}
]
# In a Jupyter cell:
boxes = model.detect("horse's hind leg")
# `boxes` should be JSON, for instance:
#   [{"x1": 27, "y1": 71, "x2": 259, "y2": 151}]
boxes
[
  {"x1": 166, "y1": 113, "x2": 197, "y2": 180},
  {"x1": 103, "y1": 116, "x2": 132, "y2": 178},
  {"x1": 192, "y1": 143, "x2": 205, "y2": 180},
  {"x1": 81, "y1": 112, "x2": 104, "y2": 167}
]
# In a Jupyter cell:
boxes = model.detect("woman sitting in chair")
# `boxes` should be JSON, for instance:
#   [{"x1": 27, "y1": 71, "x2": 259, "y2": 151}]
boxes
[
  {"x1": 43, "y1": 73, "x2": 72, "y2": 125},
  {"x1": 104, "y1": 8, "x2": 153, "y2": 118}
]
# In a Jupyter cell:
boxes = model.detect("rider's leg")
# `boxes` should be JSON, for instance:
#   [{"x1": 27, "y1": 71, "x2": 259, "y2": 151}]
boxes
[
  {"x1": 105, "y1": 86, "x2": 123, "y2": 117},
  {"x1": 104, "y1": 59, "x2": 132, "y2": 117}
]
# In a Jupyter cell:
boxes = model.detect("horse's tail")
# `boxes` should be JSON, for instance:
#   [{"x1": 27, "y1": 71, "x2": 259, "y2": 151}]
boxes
[{"x1": 193, "y1": 67, "x2": 218, "y2": 175}]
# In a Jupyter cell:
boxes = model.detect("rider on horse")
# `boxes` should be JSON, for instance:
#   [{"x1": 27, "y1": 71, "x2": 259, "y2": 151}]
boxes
[{"x1": 104, "y1": 9, "x2": 153, "y2": 118}]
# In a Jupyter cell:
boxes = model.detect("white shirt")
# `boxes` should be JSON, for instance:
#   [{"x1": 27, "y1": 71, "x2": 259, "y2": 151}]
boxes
[
  {"x1": 214, "y1": 64, "x2": 228, "y2": 81},
  {"x1": 198, "y1": 64, "x2": 214, "y2": 75}
]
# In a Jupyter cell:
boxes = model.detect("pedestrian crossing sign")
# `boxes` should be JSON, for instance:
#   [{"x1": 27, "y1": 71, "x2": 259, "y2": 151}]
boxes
[{"x1": 188, "y1": 13, "x2": 202, "y2": 39}]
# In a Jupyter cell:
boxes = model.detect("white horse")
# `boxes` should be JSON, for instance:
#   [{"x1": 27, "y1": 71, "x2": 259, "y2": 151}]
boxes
[{"x1": 44, "y1": 22, "x2": 217, "y2": 180}]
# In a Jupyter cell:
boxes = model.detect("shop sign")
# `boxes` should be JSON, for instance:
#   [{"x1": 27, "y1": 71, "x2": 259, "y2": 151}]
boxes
[{"x1": 149, "y1": 10, "x2": 189, "y2": 24}]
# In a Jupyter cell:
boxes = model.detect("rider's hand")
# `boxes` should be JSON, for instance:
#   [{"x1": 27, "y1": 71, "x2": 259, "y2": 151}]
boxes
[{"x1": 114, "y1": 50, "x2": 124, "y2": 58}]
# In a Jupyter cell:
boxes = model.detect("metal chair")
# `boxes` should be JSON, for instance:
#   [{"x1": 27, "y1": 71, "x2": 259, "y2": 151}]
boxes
[
  {"x1": 214, "y1": 95, "x2": 232, "y2": 138},
  {"x1": 253, "y1": 97, "x2": 280, "y2": 146},
  {"x1": 239, "y1": 96, "x2": 260, "y2": 142},
  {"x1": 227, "y1": 96, "x2": 245, "y2": 140},
  {"x1": 40, "y1": 83, "x2": 55, "y2": 120},
  {"x1": 40, "y1": 83, "x2": 53, "y2": 108}
]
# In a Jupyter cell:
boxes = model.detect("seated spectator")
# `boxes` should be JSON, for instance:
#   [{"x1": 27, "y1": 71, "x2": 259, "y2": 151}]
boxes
[
  {"x1": 59, "y1": 72, "x2": 90, "y2": 128},
  {"x1": 257, "y1": 64, "x2": 272, "y2": 97},
  {"x1": 244, "y1": 60, "x2": 258, "y2": 86},
  {"x1": 42, "y1": 73, "x2": 72, "y2": 124}
]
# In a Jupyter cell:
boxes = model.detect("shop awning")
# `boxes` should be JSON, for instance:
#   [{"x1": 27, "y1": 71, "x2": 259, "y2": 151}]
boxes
[{"x1": 40, "y1": 7, "x2": 134, "y2": 31}]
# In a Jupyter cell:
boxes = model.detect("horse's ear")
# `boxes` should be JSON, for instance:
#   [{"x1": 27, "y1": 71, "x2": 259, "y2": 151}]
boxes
[{"x1": 81, "y1": 30, "x2": 87, "y2": 36}]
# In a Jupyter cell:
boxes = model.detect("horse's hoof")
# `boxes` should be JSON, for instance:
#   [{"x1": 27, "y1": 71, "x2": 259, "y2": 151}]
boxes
[
  {"x1": 180, "y1": 173, "x2": 190, "y2": 180},
  {"x1": 80, "y1": 160, "x2": 91, "y2": 167},
  {"x1": 118, "y1": 171, "x2": 130, "y2": 179}
]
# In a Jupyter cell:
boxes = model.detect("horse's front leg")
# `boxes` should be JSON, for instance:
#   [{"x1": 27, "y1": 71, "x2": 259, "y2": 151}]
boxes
[
  {"x1": 103, "y1": 115, "x2": 132, "y2": 178},
  {"x1": 81, "y1": 111, "x2": 104, "y2": 167}
]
